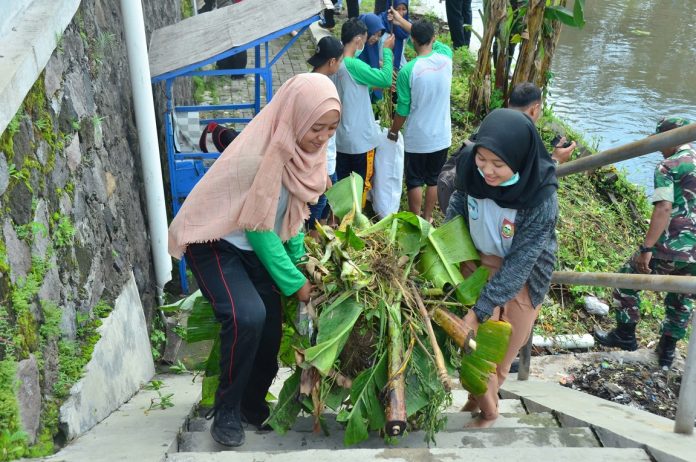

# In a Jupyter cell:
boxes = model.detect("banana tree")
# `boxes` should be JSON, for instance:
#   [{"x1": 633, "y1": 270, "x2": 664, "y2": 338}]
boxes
[{"x1": 469, "y1": 0, "x2": 586, "y2": 115}]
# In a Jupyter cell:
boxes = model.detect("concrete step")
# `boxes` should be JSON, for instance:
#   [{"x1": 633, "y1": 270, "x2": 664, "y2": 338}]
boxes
[
  {"x1": 188, "y1": 410, "x2": 557, "y2": 435},
  {"x1": 446, "y1": 392, "x2": 526, "y2": 413},
  {"x1": 168, "y1": 447, "x2": 650, "y2": 462},
  {"x1": 178, "y1": 426, "x2": 598, "y2": 452}
]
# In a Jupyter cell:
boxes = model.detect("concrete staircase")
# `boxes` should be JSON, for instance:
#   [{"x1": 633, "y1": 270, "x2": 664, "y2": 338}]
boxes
[{"x1": 168, "y1": 382, "x2": 652, "y2": 462}]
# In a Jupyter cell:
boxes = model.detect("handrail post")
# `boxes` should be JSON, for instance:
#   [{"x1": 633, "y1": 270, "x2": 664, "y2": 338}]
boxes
[
  {"x1": 674, "y1": 313, "x2": 696, "y2": 434},
  {"x1": 517, "y1": 328, "x2": 533, "y2": 381}
]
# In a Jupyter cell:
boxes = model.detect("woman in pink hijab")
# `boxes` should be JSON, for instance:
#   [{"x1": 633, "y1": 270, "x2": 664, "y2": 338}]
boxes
[{"x1": 169, "y1": 73, "x2": 341, "y2": 447}]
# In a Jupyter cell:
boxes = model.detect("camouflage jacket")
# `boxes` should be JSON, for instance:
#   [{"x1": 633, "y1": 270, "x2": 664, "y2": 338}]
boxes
[{"x1": 652, "y1": 143, "x2": 696, "y2": 262}]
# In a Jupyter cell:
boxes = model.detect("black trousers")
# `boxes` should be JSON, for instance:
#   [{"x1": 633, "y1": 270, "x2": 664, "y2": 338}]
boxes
[
  {"x1": 336, "y1": 151, "x2": 368, "y2": 182},
  {"x1": 186, "y1": 240, "x2": 282, "y2": 413},
  {"x1": 445, "y1": 0, "x2": 472, "y2": 48},
  {"x1": 346, "y1": 0, "x2": 360, "y2": 18},
  {"x1": 323, "y1": 0, "x2": 338, "y2": 28}
]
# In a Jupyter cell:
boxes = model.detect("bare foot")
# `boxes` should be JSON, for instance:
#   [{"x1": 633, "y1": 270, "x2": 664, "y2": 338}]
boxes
[{"x1": 465, "y1": 413, "x2": 497, "y2": 429}]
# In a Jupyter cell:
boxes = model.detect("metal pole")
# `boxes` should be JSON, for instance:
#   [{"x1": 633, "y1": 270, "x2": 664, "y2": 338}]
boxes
[
  {"x1": 517, "y1": 331, "x2": 533, "y2": 381},
  {"x1": 551, "y1": 271, "x2": 696, "y2": 294},
  {"x1": 674, "y1": 312, "x2": 696, "y2": 434},
  {"x1": 556, "y1": 124, "x2": 696, "y2": 178},
  {"x1": 120, "y1": 0, "x2": 172, "y2": 303}
]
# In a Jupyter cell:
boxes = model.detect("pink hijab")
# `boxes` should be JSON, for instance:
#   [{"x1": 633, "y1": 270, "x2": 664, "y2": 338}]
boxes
[{"x1": 168, "y1": 73, "x2": 341, "y2": 259}]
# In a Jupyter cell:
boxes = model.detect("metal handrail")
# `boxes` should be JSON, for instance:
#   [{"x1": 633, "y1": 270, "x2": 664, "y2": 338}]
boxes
[
  {"x1": 518, "y1": 270, "x2": 696, "y2": 434},
  {"x1": 674, "y1": 312, "x2": 696, "y2": 434},
  {"x1": 551, "y1": 271, "x2": 696, "y2": 293},
  {"x1": 556, "y1": 123, "x2": 696, "y2": 178}
]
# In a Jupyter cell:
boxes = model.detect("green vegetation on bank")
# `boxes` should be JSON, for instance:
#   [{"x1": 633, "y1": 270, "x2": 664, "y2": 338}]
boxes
[{"x1": 423, "y1": 26, "x2": 659, "y2": 342}]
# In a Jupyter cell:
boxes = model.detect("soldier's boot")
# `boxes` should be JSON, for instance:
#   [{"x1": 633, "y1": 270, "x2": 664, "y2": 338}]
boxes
[
  {"x1": 594, "y1": 323, "x2": 638, "y2": 351},
  {"x1": 656, "y1": 335, "x2": 678, "y2": 369}
]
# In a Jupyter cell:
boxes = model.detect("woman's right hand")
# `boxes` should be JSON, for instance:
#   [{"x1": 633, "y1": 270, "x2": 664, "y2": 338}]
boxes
[
  {"x1": 295, "y1": 279, "x2": 313, "y2": 302},
  {"x1": 388, "y1": 7, "x2": 404, "y2": 25},
  {"x1": 462, "y1": 309, "x2": 481, "y2": 339}
]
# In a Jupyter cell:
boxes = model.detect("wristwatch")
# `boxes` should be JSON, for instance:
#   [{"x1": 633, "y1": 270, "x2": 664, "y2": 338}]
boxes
[
  {"x1": 639, "y1": 245, "x2": 654, "y2": 253},
  {"x1": 387, "y1": 130, "x2": 398, "y2": 141}
]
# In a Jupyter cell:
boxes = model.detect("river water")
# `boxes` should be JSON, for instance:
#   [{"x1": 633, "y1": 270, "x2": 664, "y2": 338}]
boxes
[
  {"x1": 548, "y1": 0, "x2": 696, "y2": 193},
  {"x1": 417, "y1": 0, "x2": 696, "y2": 193}
]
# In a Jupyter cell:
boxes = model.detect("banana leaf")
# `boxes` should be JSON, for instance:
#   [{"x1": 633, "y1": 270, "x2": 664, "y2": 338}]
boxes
[
  {"x1": 334, "y1": 225, "x2": 365, "y2": 251},
  {"x1": 404, "y1": 344, "x2": 442, "y2": 416},
  {"x1": 454, "y1": 266, "x2": 489, "y2": 306},
  {"x1": 160, "y1": 289, "x2": 202, "y2": 313},
  {"x1": 267, "y1": 368, "x2": 303, "y2": 434},
  {"x1": 200, "y1": 375, "x2": 219, "y2": 407},
  {"x1": 325, "y1": 173, "x2": 365, "y2": 219},
  {"x1": 360, "y1": 211, "x2": 431, "y2": 256},
  {"x1": 185, "y1": 293, "x2": 219, "y2": 343},
  {"x1": 429, "y1": 215, "x2": 479, "y2": 264},
  {"x1": 416, "y1": 216, "x2": 484, "y2": 305},
  {"x1": 343, "y1": 352, "x2": 388, "y2": 446},
  {"x1": 303, "y1": 294, "x2": 363, "y2": 375}
]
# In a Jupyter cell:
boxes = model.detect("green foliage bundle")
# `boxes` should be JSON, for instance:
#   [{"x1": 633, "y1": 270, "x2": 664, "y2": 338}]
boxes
[{"x1": 167, "y1": 175, "x2": 512, "y2": 447}]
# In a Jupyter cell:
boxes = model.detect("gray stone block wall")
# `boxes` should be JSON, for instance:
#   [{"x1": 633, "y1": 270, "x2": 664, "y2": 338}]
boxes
[{"x1": 0, "y1": 0, "x2": 184, "y2": 454}]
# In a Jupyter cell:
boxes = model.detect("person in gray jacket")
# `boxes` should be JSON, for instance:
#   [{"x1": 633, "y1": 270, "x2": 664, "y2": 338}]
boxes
[{"x1": 445, "y1": 108, "x2": 558, "y2": 428}]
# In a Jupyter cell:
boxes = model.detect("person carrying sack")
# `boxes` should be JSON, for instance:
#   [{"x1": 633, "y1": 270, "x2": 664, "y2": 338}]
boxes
[
  {"x1": 168, "y1": 74, "x2": 341, "y2": 447},
  {"x1": 331, "y1": 18, "x2": 395, "y2": 207}
]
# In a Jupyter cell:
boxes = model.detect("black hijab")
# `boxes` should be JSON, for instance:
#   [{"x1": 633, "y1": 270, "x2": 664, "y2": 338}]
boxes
[{"x1": 455, "y1": 108, "x2": 557, "y2": 209}]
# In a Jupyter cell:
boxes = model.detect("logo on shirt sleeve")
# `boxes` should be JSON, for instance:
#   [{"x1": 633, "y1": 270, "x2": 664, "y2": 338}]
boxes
[{"x1": 501, "y1": 218, "x2": 515, "y2": 239}]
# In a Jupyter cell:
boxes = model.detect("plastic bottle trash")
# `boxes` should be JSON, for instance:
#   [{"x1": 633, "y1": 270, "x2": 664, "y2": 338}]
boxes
[
  {"x1": 532, "y1": 334, "x2": 595, "y2": 349},
  {"x1": 583, "y1": 295, "x2": 609, "y2": 316}
]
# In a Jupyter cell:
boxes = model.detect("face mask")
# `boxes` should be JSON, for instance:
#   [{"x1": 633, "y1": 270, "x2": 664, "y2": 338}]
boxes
[
  {"x1": 500, "y1": 172, "x2": 520, "y2": 187},
  {"x1": 478, "y1": 168, "x2": 520, "y2": 187},
  {"x1": 355, "y1": 44, "x2": 364, "y2": 58}
]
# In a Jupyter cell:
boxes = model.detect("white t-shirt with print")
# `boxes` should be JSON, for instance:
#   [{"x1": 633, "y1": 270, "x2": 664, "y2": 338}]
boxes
[{"x1": 467, "y1": 196, "x2": 518, "y2": 258}]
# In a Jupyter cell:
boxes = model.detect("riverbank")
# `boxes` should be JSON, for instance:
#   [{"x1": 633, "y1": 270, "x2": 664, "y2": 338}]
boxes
[{"x1": 395, "y1": 9, "x2": 671, "y2": 350}]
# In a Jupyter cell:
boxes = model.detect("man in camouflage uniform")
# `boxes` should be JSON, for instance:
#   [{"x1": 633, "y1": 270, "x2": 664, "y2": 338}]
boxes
[{"x1": 596, "y1": 117, "x2": 696, "y2": 369}]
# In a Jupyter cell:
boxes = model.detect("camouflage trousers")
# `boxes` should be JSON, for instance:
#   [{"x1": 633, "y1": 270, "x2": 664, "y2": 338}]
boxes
[{"x1": 612, "y1": 255, "x2": 696, "y2": 340}]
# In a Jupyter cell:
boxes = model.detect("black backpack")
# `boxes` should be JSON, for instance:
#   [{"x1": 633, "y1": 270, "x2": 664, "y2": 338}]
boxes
[{"x1": 198, "y1": 122, "x2": 239, "y2": 153}]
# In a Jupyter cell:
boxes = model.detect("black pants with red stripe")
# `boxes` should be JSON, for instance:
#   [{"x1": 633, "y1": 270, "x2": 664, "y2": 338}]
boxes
[{"x1": 186, "y1": 240, "x2": 282, "y2": 413}]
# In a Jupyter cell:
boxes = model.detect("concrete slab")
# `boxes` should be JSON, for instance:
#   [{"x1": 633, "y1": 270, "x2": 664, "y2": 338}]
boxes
[
  {"x1": 187, "y1": 411, "x2": 557, "y2": 436},
  {"x1": 501, "y1": 378, "x2": 696, "y2": 462},
  {"x1": 167, "y1": 447, "x2": 651, "y2": 462},
  {"x1": 59, "y1": 271, "x2": 156, "y2": 440},
  {"x1": 179, "y1": 426, "x2": 597, "y2": 452},
  {"x1": 47, "y1": 373, "x2": 201, "y2": 462},
  {"x1": 0, "y1": 0, "x2": 81, "y2": 136},
  {"x1": 447, "y1": 389, "x2": 525, "y2": 414}
]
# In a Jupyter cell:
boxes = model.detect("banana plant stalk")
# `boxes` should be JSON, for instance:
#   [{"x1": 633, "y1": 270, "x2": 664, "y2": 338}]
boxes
[
  {"x1": 385, "y1": 302, "x2": 407, "y2": 437},
  {"x1": 411, "y1": 285, "x2": 452, "y2": 392},
  {"x1": 431, "y1": 306, "x2": 477, "y2": 351}
]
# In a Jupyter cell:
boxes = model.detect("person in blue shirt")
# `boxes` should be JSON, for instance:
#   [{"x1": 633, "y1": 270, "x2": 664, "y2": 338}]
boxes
[
  {"x1": 357, "y1": 13, "x2": 386, "y2": 69},
  {"x1": 381, "y1": 0, "x2": 410, "y2": 70}
]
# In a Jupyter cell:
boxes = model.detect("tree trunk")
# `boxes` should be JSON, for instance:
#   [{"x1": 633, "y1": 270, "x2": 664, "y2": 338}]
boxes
[
  {"x1": 467, "y1": 0, "x2": 508, "y2": 116},
  {"x1": 511, "y1": 0, "x2": 545, "y2": 88},
  {"x1": 535, "y1": 2, "x2": 566, "y2": 89}
]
